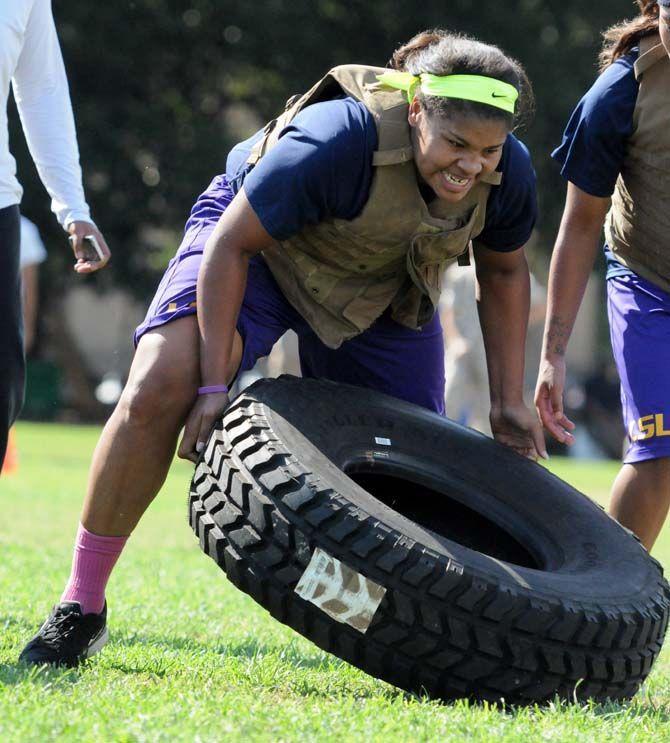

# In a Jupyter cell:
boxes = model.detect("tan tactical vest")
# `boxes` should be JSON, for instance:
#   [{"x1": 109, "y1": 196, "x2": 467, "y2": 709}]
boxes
[
  {"x1": 250, "y1": 65, "x2": 501, "y2": 349},
  {"x1": 605, "y1": 35, "x2": 670, "y2": 292}
]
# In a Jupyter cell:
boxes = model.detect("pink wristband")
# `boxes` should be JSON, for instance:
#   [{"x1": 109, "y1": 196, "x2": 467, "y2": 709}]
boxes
[{"x1": 197, "y1": 384, "x2": 229, "y2": 395}]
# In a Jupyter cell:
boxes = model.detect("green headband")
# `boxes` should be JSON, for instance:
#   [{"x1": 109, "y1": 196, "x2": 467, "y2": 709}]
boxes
[{"x1": 376, "y1": 70, "x2": 518, "y2": 114}]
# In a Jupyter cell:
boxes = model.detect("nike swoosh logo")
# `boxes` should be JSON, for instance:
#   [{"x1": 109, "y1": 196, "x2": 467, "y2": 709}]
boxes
[{"x1": 491, "y1": 93, "x2": 507, "y2": 98}]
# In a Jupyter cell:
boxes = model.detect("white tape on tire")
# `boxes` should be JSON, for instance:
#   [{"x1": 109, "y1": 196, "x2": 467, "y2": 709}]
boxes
[{"x1": 295, "y1": 547, "x2": 387, "y2": 633}]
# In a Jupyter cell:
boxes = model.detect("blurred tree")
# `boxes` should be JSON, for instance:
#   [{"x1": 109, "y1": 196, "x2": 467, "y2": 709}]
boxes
[{"x1": 9, "y1": 0, "x2": 636, "y2": 302}]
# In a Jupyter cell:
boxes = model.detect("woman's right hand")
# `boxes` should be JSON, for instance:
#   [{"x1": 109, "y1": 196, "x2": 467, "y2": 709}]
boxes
[
  {"x1": 534, "y1": 356, "x2": 575, "y2": 446},
  {"x1": 178, "y1": 391, "x2": 231, "y2": 463}
]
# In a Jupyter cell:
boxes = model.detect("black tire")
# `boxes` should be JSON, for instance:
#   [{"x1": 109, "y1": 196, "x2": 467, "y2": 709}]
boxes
[{"x1": 189, "y1": 376, "x2": 670, "y2": 704}]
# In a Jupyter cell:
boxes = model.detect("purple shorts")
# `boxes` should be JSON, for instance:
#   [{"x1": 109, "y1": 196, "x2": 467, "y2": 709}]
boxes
[
  {"x1": 135, "y1": 175, "x2": 446, "y2": 414},
  {"x1": 608, "y1": 273, "x2": 670, "y2": 463}
]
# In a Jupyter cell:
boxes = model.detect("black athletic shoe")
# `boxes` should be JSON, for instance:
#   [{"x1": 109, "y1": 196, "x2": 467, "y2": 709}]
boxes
[{"x1": 19, "y1": 601, "x2": 108, "y2": 667}]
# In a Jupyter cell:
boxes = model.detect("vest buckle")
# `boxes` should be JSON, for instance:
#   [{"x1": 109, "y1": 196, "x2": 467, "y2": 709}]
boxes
[{"x1": 285, "y1": 94, "x2": 302, "y2": 111}]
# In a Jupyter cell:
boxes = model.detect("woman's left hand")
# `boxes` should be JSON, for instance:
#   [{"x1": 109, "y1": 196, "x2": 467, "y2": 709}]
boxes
[{"x1": 490, "y1": 402, "x2": 548, "y2": 461}]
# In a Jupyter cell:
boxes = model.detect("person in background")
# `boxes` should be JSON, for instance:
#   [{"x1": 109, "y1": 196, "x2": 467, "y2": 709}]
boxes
[
  {"x1": 536, "y1": 0, "x2": 670, "y2": 551},
  {"x1": 441, "y1": 257, "x2": 546, "y2": 435},
  {"x1": 19, "y1": 215, "x2": 47, "y2": 355},
  {"x1": 0, "y1": 0, "x2": 110, "y2": 474},
  {"x1": 440, "y1": 261, "x2": 491, "y2": 433},
  {"x1": 2, "y1": 216, "x2": 48, "y2": 474}
]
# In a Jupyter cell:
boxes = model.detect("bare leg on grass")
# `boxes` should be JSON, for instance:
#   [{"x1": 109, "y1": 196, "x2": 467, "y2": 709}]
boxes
[
  {"x1": 19, "y1": 315, "x2": 246, "y2": 667},
  {"x1": 18, "y1": 316, "x2": 225, "y2": 663},
  {"x1": 81, "y1": 315, "x2": 243, "y2": 537},
  {"x1": 609, "y1": 458, "x2": 670, "y2": 551}
]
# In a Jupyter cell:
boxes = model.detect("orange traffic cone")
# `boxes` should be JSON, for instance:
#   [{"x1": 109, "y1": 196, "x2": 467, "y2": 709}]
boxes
[{"x1": 3, "y1": 428, "x2": 19, "y2": 475}]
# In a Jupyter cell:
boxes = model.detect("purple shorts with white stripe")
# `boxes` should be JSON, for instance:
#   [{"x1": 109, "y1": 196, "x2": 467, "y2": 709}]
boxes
[{"x1": 607, "y1": 273, "x2": 670, "y2": 463}]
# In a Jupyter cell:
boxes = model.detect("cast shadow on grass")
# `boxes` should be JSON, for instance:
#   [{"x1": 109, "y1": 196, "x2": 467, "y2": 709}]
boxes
[
  {"x1": 3, "y1": 625, "x2": 669, "y2": 715},
  {"x1": 113, "y1": 631, "x2": 332, "y2": 665},
  {"x1": 3, "y1": 650, "x2": 669, "y2": 718},
  {"x1": 109, "y1": 632, "x2": 366, "y2": 674},
  {"x1": 107, "y1": 631, "x2": 410, "y2": 701},
  {"x1": 0, "y1": 629, "x2": 347, "y2": 686},
  {"x1": 0, "y1": 662, "x2": 82, "y2": 688}
]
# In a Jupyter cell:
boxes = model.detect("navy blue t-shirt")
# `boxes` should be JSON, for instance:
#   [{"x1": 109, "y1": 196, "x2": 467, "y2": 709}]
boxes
[
  {"x1": 552, "y1": 51, "x2": 640, "y2": 279},
  {"x1": 225, "y1": 97, "x2": 537, "y2": 252}
]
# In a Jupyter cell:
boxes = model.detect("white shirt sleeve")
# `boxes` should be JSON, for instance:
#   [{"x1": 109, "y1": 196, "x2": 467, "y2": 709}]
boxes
[{"x1": 12, "y1": 0, "x2": 91, "y2": 229}]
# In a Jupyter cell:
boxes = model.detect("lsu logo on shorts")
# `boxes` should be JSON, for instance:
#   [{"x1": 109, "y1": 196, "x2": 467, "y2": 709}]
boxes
[{"x1": 628, "y1": 414, "x2": 670, "y2": 442}]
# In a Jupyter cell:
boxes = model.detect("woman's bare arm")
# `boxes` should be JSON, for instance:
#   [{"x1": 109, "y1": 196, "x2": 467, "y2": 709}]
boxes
[
  {"x1": 178, "y1": 187, "x2": 275, "y2": 461},
  {"x1": 534, "y1": 182, "x2": 610, "y2": 444},
  {"x1": 474, "y1": 241, "x2": 546, "y2": 459}
]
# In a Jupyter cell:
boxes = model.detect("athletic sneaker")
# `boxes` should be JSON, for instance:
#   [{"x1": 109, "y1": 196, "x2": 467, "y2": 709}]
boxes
[{"x1": 19, "y1": 601, "x2": 108, "y2": 667}]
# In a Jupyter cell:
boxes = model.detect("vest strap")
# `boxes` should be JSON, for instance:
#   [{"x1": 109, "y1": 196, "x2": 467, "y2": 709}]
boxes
[
  {"x1": 372, "y1": 147, "x2": 414, "y2": 166},
  {"x1": 481, "y1": 170, "x2": 503, "y2": 186},
  {"x1": 247, "y1": 116, "x2": 281, "y2": 165}
]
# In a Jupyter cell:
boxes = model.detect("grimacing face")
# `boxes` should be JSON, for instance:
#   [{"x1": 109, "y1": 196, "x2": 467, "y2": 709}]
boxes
[
  {"x1": 660, "y1": 6, "x2": 670, "y2": 58},
  {"x1": 408, "y1": 98, "x2": 509, "y2": 203}
]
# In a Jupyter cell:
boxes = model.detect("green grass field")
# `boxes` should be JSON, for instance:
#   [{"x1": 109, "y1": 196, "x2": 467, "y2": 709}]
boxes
[{"x1": 1, "y1": 422, "x2": 669, "y2": 742}]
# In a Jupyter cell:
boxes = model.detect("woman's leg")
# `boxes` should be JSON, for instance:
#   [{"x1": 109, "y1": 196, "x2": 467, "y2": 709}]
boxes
[
  {"x1": 19, "y1": 316, "x2": 199, "y2": 665},
  {"x1": 20, "y1": 175, "x2": 248, "y2": 663},
  {"x1": 19, "y1": 315, "x2": 244, "y2": 666},
  {"x1": 81, "y1": 315, "x2": 201, "y2": 536},
  {"x1": 607, "y1": 275, "x2": 670, "y2": 551},
  {"x1": 20, "y1": 254, "x2": 300, "y2": 665},
  {"x1": 609, "y1": 459, "x2": 670, "y2": 550}
]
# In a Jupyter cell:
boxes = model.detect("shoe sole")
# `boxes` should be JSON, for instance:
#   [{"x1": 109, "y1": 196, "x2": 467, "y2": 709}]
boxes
[{"x1": 84, "y1": 627, "x2": 109, "y2": 660}]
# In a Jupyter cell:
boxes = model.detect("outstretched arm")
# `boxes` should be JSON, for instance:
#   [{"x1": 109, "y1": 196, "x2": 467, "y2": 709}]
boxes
[
  {"x1": 473, "y1": 241, "x2": 547, "y2": 460},
  {"x1": 535, "y1": 182, "x2": 610, "y2": 444}
]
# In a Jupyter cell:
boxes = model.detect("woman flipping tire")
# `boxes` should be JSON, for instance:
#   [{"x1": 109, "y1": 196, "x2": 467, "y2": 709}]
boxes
[
  {"x1": 21, "y1": 28, "x2": 547, "y2": 667},
  {"x1": 190, "y1": 376, "x2": 670, "y2": 705}
]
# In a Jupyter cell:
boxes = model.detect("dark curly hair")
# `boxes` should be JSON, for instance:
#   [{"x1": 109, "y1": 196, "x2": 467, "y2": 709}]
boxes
[{"x1": 390, "y1": 29, "x2": 534, "y2": 132}]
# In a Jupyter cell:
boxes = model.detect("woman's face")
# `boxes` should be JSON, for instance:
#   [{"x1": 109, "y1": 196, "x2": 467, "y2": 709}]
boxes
[
  {"x1": 660, "y1": 6, "x2": 670, "y2": 58},
  {"x1": 408, "y1": 99, "x2": 509, "y2": 203}
]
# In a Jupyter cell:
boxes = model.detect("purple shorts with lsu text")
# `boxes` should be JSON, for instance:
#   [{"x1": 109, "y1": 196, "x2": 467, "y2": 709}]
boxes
[
  {"x1": 607, "y1": 273, "x2": 670, "y2": 463},
  {"x1": 134, "y1": 175, "x2": 446, "y2": 414}
]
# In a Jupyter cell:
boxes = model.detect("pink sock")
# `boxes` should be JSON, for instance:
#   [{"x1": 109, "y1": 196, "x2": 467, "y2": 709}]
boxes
[{"x1": 61, "y1": 523, "x2": 128, "y2": 615}]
